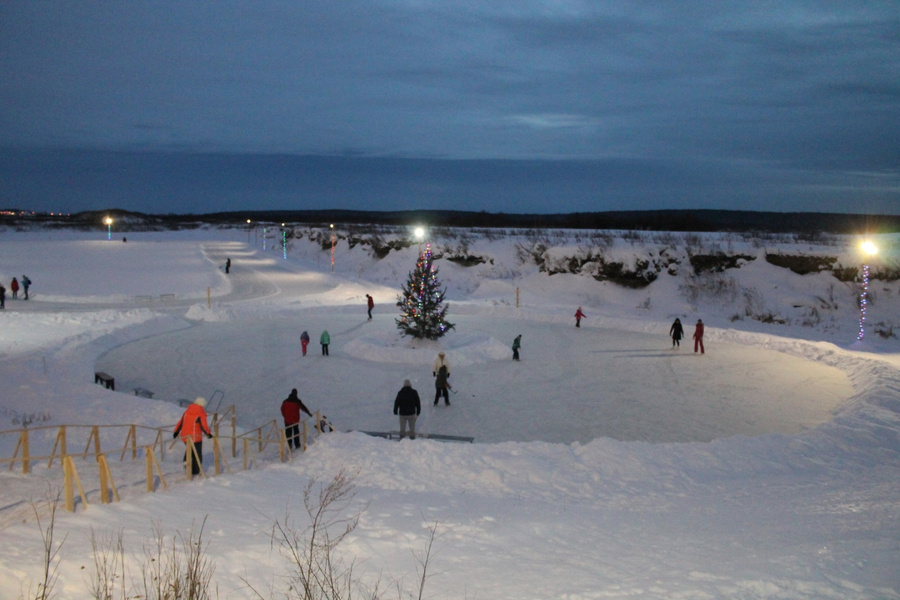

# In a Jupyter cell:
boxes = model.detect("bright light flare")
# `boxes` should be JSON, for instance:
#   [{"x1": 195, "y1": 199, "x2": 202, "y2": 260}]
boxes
[{"x1": 861, "y1": 240, "x2": 878, "y2": 256}]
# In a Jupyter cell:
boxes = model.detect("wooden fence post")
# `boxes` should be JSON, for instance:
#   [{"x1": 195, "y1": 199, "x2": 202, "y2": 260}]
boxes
[
  {"x1": 48, "y1": 425, "x2": 67, "y2": 468},
  {"x1": 97, "y1": 454, "x2": 119, "y2": 504},
  {"x1": 231, "y1": 414, "x2": 237, "y2": 458},
  {"x1": 63, "y1": 456, "x2": 87, "y2": 512},
  {"x1": 301, "y1": 421, "x2": 308, "y2": 451},
  {"x1": 243, "y1": 438, "x2": 249, "y2": 471},
  {"x1": 19, "y1": 429, "x2": 30, "y2": 474},
  {"x1": 119, "y1": 424, "x2": 137, "y2": 461},
  {"x1": 145, "y1": 445, "x2": 168, "y2": 492},
  {"x1": 83, "y1": 425, "x2": 102, "y2": 459}
]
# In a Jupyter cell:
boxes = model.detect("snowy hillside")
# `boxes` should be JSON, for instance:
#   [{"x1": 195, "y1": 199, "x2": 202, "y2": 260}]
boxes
[{"x1": 0, "y1": 225, "x2": 898, "y2": 599}]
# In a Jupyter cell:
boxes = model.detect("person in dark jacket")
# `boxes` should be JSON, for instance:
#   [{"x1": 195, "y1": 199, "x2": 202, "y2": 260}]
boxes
[
  {"x1": 512, "y1": 334, "x2": 522, "y2": 361},
  {"x1": 0, "y1": 284, "x2": 5, "y2": 309},
  {"x1": 433, "y1": 352, "x2": 450, "y2": 406},
  {"x1": 393, "y1": 379, "x2": 421, "y2": 440},
  {"x1": 669, "y1": 318, "x2": 684, "y2": 349},
  {"x1": 225, "y1": 257, "x2": 231, "y2": 273},
  {"x1": 281, "y1": 388, "x2": 313, "y2": 450},
  {"x1": 21, "y1": 274, "x2": 31, "y2": 300},
  {"x1": 366, "y1": 294, "x2": 374, "y2": 319}
]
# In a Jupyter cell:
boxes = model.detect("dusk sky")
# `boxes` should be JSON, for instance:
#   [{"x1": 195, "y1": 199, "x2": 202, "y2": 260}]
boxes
[{"x1": 1, "y1": 2, "x2": 898, "y2": 215}]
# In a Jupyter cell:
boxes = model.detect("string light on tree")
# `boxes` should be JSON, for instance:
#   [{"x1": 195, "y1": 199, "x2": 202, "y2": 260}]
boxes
[
  {"x1": 282, "y1": 223, "x2": 287, "y2": 259},
  {"x1": 857, "y1": 240, "x2": 878, "y2": 340},
  {"x1": 330, "y1": 224, "x2": 335, "y2": 272},
  {"x1": 396, "y1": 243, "x2": 455, "y2": 340}
]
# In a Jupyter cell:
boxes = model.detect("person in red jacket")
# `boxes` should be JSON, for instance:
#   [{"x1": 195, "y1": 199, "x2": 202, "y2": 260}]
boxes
[
  {"x1": 574, "y1": 306, "x2": 586, "y2": 328},
  {"x1": 281, "y1": 388, "x2": 313, "y2": 450},
  {"x1": 173, "y1": 397, "x2": 212, "y2": 476},
  {"x1": 366, "y1": 294, "x2": 374, "y2": 319},
  {"x1": 693, "y1": 319, "x2": 705, "y2": 354},
  {"x1": 10, "y1": 277, "x2": 19, "y2": 299}
]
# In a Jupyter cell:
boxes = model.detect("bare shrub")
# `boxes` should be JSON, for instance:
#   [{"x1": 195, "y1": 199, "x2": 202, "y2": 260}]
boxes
[
  {"x1": 19, "y1": 490, "x2": 66, "y2": 600},
  {"x1": 86, "y1": 528, "x2": 125, "y2": 600},
  {"x1": 137, "y1": 518, "x2": 216, "y2": 600},
  {"x1": 251, "y1": 469, "x2": 440, "y2": 600}
]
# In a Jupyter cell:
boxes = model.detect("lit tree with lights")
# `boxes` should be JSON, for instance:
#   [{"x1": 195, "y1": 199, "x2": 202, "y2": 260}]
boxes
[{"x1": 396, "y1": 244, "x2": 455, "y2": 339}]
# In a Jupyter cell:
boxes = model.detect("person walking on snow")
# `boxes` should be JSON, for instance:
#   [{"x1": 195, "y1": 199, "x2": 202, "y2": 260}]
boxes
[
  {"x1": 173, "y1": 397, "x2": 212, "y2": 476},
  {"x1": 21, "y1": 274, "x2": 31, "y2": 300},
  {"x1": 10, "y1": 277, "x2": 19, "y2": 299},
  {"x1": 669, "y1": 318, "x2": 684, "y2": 349},
  {"x1": 225, "y1": 258, "x2": 231, "y2": 273},
  {"x1": 281, "y1": 388, "x2": 313, "y2": 450},
  {"x1": 394, "y1": 379, "x2": 421, "y2": 439},
  {"x1": 320, "y1": 330, "x2": 330, "y2": 356},
  {"x1": 366, "y1": 294, "x2": 374, "y2": 319},
  {"x1": 574, "y1": 306, "x2": 586, "y2": 328},
  {"x1": 0, "y1": 283, "x2": 5, "y2": 309},
  {"x1": 300, "y1": 330, "x2": 310, "y2": 356},
  {"x1": 433, "y1": 352, "x2": 451, "y2": 406},
  {"x1": 512, "y1": 334, "x2": 522, "y2": 361},
  {"x1": 693, "y1": 319, "x2": 705, "y2": 354}
]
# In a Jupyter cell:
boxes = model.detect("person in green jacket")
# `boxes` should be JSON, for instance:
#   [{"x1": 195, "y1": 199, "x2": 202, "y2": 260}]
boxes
[
  {"x1": 320, "y1": 330, "x2": 330, "y2": 356},
  {"x1": 512, "y1": 334, "x2": 522, "y2": 361}
]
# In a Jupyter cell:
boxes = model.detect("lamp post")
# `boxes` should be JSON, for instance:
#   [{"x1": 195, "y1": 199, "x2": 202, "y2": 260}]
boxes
[
  {"x1": 104, "y1": 216, "x2": 112, "y2": 240},
  {"x1": 247, "y1": 219, "x2": 252, "y2": 244},
  {"x1": 330, "y1": 224, "x2": 335, "y2": 272},
  {"x1": 414, "y1": 226, "x2": 425, "y2": 257},
  {"x1": 857, "y1": 240, "x2": 878, "y2": 340}
]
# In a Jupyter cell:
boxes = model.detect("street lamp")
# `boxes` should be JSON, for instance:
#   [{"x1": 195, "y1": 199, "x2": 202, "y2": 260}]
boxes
[
  {"x1": 414, "y1": 226, "x2": 425, "y2": 257},
  {"x1": 247, "y1": 219, "x2": 252, "y2": 244},
  {"x1": 330, "y1": 224, "x2": 335, "y2": 272},
  {"x1": 857, "y1": 240, "x2": 878, "y2": 340},
  {"x1": 104, "y1": 216, "x2": 113, "y2": 240}
]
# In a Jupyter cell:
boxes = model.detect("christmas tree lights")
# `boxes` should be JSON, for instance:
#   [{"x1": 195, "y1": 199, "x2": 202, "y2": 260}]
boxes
[{"x1": 396, "y1": 244, "x2": 455, "y2": 339}]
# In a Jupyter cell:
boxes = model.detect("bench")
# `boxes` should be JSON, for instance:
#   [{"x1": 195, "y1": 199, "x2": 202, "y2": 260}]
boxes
[
  {"x1": 94, "y1": 371, "x2": 115, "y2": 390},
  {"x1": 159, "y1": 293, "x2": 175, "y2": 303},
  {"x1": 133, "y1": 387, "x2": 154, "y2": 399}
]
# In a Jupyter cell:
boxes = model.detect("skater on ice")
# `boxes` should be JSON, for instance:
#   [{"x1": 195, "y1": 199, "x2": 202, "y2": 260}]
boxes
[
  {"x1": 574, "y1": 306, "x2": 586, "y2": 328},
  {"x1": 433, "y1": 352, "x2": 451, "y2": 406},
  {"x1": 393, "y1": 379, "x2": 421, "y2": 439},
  {"x1": 693, "y1": 319, "x2": 705, "y2": 354},
  {"x1": 300, "y1": 330, "x2": 310, "y2": 356},
  {"x1": 669, "y1": 318, "x2": 684, "y2": 348},
  {"x1": 366, "y1": 294, "x2": 374, "y2": 319},
  {"x1": 320, "y1": 330, "x2": 330, "y2": 356},
  {"x1": 512, "y1": 334, "x2": 522, "y2": 361}
]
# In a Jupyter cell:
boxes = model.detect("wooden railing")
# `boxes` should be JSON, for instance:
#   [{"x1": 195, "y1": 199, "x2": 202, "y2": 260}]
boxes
[{"x1": 0, "y1": 408, "x2": 335, "y2": 512}]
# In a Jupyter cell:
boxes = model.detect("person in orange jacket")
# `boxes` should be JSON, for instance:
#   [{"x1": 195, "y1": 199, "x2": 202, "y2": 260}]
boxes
[{"x1": 173, "y1": 397, "x2": 212, "y2": 475}]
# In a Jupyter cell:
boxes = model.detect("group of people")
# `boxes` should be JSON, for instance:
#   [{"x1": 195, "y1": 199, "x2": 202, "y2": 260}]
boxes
[
  {"x1": 668, "y1": 317, "x2": 705, "y2": 353},
  {"x1": 299, "y1": 330, "x2": 330, "y2": 356},
  {"x1": 0, "y1": 275, "x2": 31, "y2": 309}
]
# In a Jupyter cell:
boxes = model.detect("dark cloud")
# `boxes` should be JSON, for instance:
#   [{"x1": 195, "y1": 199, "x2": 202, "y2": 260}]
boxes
[{"x1": 0, "y1": 2, "x2": 897, "y2": 214}]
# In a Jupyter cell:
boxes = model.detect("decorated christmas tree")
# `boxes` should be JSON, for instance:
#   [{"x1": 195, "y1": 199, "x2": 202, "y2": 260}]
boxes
[{"x1": 396, "y1": 244, "x2": 455, "y2": 339}]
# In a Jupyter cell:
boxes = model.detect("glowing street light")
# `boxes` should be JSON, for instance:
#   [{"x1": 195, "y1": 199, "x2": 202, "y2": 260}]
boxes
[
  {"x1": 414, "y1": 226, "x2": 425, "y2": 257},
  {"x1": 330, "y1": 224, "x2": 335, "y2": 272},
  {"x1": 104, "y1": 216, "x2": 113, "y2": 240},
  {"x1": 857, "y1": 240, "x2": 878, "y2": 340}
]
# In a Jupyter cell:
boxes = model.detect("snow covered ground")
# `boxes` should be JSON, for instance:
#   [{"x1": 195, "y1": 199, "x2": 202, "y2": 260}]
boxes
[{"x1": 0, "y1": 226, "x2": 898, "y2": 599}]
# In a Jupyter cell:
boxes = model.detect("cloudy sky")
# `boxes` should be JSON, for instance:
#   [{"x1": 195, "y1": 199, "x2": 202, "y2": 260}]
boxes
[{"x1": 1, "y1": 1, "x2": 898, "y2": 215}]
